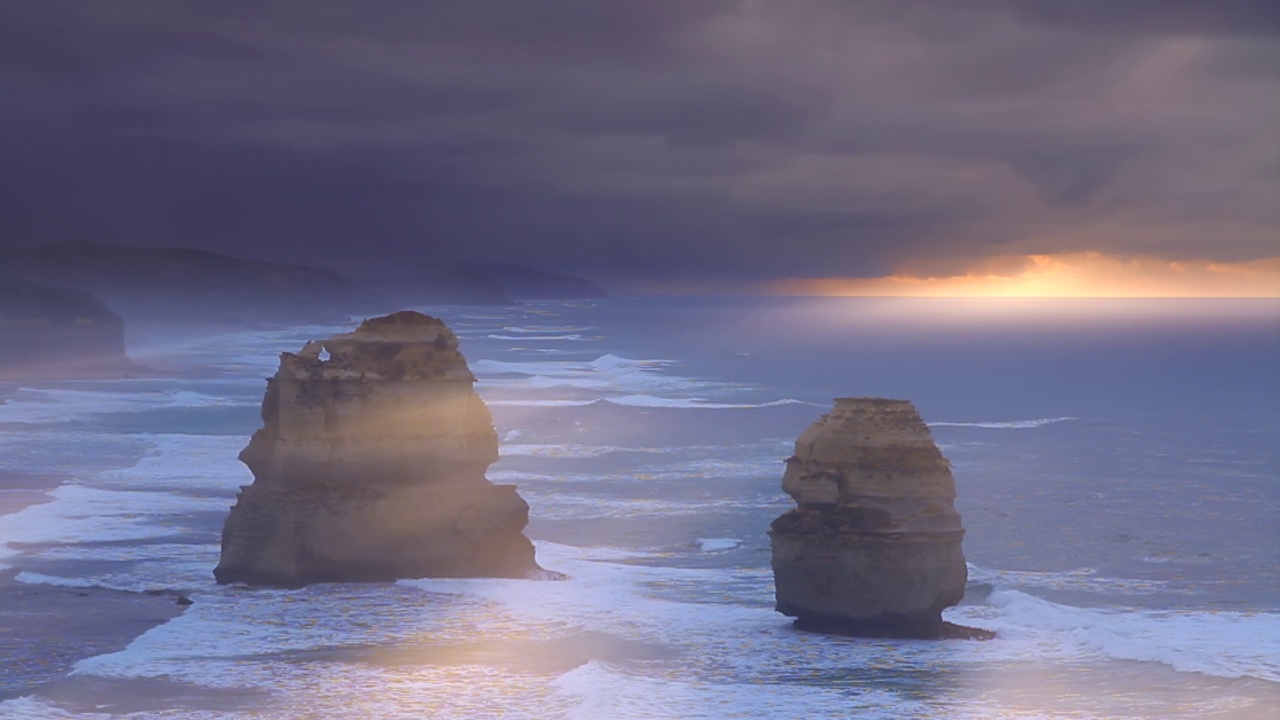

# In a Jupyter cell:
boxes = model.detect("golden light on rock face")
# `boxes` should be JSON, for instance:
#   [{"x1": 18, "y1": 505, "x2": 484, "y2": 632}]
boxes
[{"x1": 770, "y1": 253, "x2": 1280, "y2": 298}]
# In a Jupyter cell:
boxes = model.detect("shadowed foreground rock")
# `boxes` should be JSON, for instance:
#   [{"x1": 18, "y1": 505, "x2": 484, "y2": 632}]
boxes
[
  {"x1": 769, "y1": 398, "x2": 992, "y2": 640},
  {"x1": 214, "y1": 311, "x2": 540, "y2": 586}
]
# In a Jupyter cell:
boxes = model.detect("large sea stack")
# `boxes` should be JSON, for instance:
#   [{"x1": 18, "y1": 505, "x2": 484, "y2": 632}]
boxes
[
  {"x1": 214, "y1": 311, "x2": 540, "y2": 586},
  {"x1": 769, "y1": 398, "x2": 988, "y2": 639}
]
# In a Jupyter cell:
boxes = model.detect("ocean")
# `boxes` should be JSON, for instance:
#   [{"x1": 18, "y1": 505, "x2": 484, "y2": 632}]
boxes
[{"x1": 0, "y1": 296, "x2": 1276, "y2": 719}]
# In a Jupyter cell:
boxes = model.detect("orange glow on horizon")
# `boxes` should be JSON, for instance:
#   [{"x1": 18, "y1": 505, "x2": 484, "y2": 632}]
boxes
[{"x1": 769, "y1": 253, "x2": 1280, "y2": 298}]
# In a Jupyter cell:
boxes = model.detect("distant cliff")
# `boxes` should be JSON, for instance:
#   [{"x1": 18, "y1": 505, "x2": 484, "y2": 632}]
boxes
[
  {"x1": 0, "y1": 276, "x2": 132, "y2": 378},
  {"x1": 0, "y1": 243, "x2": 607, "y2": 327},
  {"x1": 0, "y1": 242, "x2": 368, "y2": 325}
]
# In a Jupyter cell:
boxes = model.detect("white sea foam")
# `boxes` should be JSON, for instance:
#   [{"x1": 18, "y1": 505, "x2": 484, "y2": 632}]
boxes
[
  {"x1": 696, "y1": 538, "x2": 742, "y2": 552},
  {"x1": 396, "y1": 541, "x2": 779, "y2": 645},
  {"x1": 0, "y1": 697, "x2": 106, "y2": 720},
  {"x1": 34, "y1": 541, "x2": 211, "y2": 564},
  {"x1": 967, "y1": 564, "x2": 1176, "y2": 595},
  {"x1": 551, "y1": 660, "x2": 871, "y2": 720},
  {"x1": 471, "y1": 352, "x2": 817, "y2": 411},
  {"x1": 523, "y1": 374, "x2": 612, "y2": 390},
  {"x1": 472, "y1": 354, "x2": 701, "y2": 397},
  {"x1": 496, "y1": 451, "x2": 784, "y2": 487},
  {"x1": 0, "y1": 434, "x2": 245, "y2": 571},
  {"x1": 0, "y1": 386, "x2": 253, "y2": 424},
  {"x1": 0, "y1": 431, "x2": 143, "y2": 476},
  {"x1": 930, "y1": 417, "x2": 1081, "y2": 429},
  {"x1": 486, "y1": 395, "x2": 817, "y2": 410},
  {"x1": 485, "y1": 398, "x2": 599, "y2": 407},
  {"x1": 131, "y1": 324, "x2": 344, "y2": 357},
  {"x1": 524, "y1": 493, "x2": 750, "y2": 520},
  {"x1": 92, "y1": 434, "x2": 250, "y2": 492},
  {"x1": 14, "y1": 571, "x2": 99, "y2": 588},
  {"x1": 950, "y1": 589, "x2": 1280, "y2": 682},
  {"x1": 0, "y1": 484, "x2": 214, "y2": 554},
  {"x1": 18, "y1": 547, "x2": 219, "y2": 592},
  {"x1": 486, "y1": 334, "x2": 587, "y2": 341},
  {"x1": 501, "y1": 325, "x2": 593, "y2": 334},
  {"x1": 473, "y1": 354, "x2": 670, "y2": 376},
  {"x1": 488, "y1": 469, "x2": 561, "y2": 483},
  {"x1": 409, "y1": 539, "x2": 677, "y2": 593},
  {"x1": 49, "y1": 536, "x2": 1280, "y2": 719},
  {"x1": 606, "y1": 395, "x2": 816, "y2": 410},
  {"x1": 500, "y1": 444, "x2": 667, "y2": 459}
]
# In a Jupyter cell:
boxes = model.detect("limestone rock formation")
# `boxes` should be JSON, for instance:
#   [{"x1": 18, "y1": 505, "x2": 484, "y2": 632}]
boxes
[
  {"x1": 769, "y1": 398, "x2": 989, "y2": 639},
  {"x1": 0, "y1": 275, "x2": 132, "y2": 379},
  {"x1": 214, "y1": 311, "x2": 540, "y2": 586}
]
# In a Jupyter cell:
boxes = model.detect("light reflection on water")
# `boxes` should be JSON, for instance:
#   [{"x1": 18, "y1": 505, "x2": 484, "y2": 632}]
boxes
[{"x1": 1, "y1": 298, "x2": 1277, "y2": 718}]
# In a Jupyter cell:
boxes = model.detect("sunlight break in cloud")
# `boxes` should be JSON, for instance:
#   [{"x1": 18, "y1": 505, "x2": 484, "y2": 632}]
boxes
[{"x1": 770, "y1": 253, "x2": 1280, "y2": 298}]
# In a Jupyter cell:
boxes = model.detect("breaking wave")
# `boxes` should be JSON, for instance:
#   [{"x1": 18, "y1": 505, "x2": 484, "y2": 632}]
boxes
[
  {"x1": 0, "y1": 387, "x2": 254, "y2": 424},
  {"x1": 930, "y1": 417, "x2": 1082, "y2": 429},
  {"x1": 951, "y1": 589, "x2": 1280, "y2": 682},
  {"x1": 486, "y1": 396, "x2": 816, "y2": 410},
  {"x1": 486, "y1": 334, "x2": 587, "y2": 341},
  {"x1": 696, "y1": 538, "x2": 742, "y2": 552}
]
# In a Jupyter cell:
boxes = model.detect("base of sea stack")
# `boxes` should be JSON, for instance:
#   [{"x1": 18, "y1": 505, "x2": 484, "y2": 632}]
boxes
[
  {"x1": 212, "y1": 483, "x2": 541, "y2": 587},
  {"x1": 786, "y1": 610, "x2": 995, "y2": 640},
  {"x1": 213, "y1": 535, "x2": 539, "y2": 587}
]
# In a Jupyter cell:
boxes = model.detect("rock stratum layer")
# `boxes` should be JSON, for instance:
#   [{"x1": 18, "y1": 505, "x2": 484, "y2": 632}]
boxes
[
  {"x1": 770, "y1": 398, "x2": 989, "y2": 639},
  {"x1": 214, "y1": 311, "x2": 540, "y2": 586}
]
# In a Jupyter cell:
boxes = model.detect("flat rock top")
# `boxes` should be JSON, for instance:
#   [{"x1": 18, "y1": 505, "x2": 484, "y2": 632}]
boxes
[
  {"x1": 792, "y1": 397, "x2": 947, "y2": 463},
  {"x1": 833, "y1": 397, "x2": 912, "y2": 410},
  {"x1": 819, "y1": 397, "x2": 934, "y2": 439},
  {"x1": 280, "y1": 311, "x2": 471, "y2": 382},
  {"x1": 326, "y1": 311, "x2": 453, "y2": 343}
]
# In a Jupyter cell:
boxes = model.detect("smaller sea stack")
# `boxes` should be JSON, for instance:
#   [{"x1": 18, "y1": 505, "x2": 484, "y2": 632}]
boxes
[
  {"x1": 769, "y1": 398, "x2": 990, "y2": 639},
  {"x1": 214, "y1": 311, "x2": 540, "y2": 586}
]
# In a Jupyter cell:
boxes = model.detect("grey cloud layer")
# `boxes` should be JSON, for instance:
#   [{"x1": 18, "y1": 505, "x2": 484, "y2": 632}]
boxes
[{"x1": 2, "y1": 1, "x2": 1276, "y2": 283}]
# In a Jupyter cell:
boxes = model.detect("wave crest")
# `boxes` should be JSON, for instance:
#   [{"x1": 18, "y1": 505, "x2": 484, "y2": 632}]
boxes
[{"x1": 931, "y1": 417, "x2": 1082, "y2": 429}]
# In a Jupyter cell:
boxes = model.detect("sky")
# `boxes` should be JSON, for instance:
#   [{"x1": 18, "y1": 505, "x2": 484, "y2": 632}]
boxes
[{"x1": 1, "y1": 1, "x2": 1277, "y2": 296}]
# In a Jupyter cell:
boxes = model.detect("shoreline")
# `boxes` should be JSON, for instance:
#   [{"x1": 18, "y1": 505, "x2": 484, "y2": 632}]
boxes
[
  {"x1": 0, "y1": 470, "x2": 62, "y2": 520},
  {"x1": 0, "y1": 568, "x2": 190, "y2": 701},
  {"x1": 0, "y1": 471, "x2": 190, "y2": 702}
]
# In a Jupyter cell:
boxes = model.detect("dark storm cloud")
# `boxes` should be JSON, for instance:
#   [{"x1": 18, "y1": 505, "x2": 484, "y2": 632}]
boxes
[
  {"x1": 1, "y1": 1, "x2": 1276, "y2": 286},
  {"x1": 1000, "y1": 0, "x2": 1280, "y2": 37},
  {"x1": 841, "y1": 0, "x2": 1280, "y2": 38}
]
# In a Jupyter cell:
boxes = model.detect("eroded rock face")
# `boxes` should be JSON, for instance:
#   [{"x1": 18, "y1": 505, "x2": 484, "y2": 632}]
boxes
[
  {"x1": 769, "y1": 398, "x2": 987, "y2": 639},
  {"x1": 214, "y1": 311, "x2": 540, "y2": 586}
]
